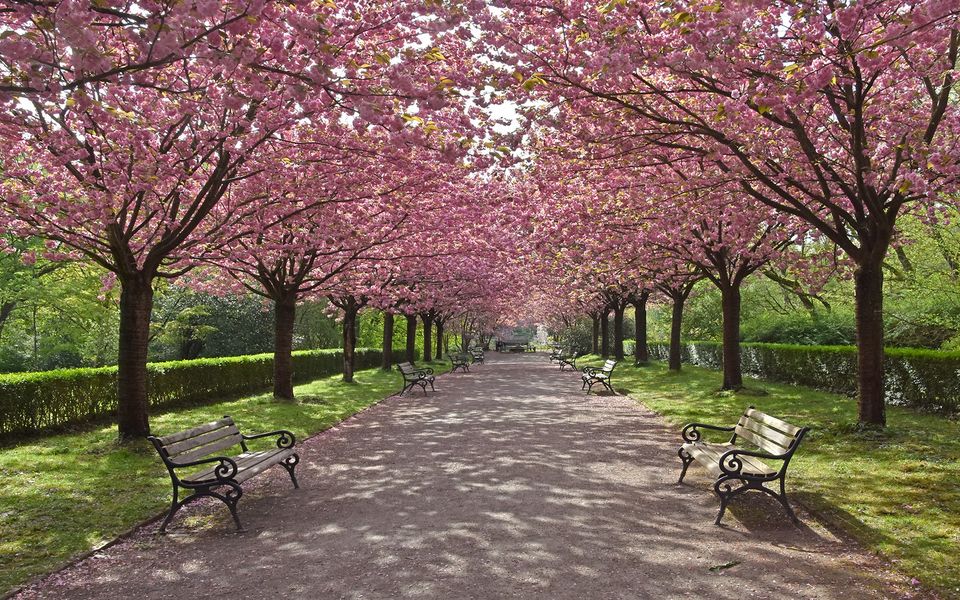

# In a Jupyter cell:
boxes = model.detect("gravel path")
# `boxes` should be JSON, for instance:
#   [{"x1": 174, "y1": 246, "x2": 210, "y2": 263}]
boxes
[{"x1": 15, "y1": 353, "x2": 910, "y2": 599}]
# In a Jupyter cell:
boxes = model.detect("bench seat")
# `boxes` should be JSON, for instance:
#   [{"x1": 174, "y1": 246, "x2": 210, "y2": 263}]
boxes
[
  {"x1": 181, "y1": 447, "x2": 297, "y2": 485},
  {"x1": 679, "y1": 442, "x2": 778, "y2": 478}
]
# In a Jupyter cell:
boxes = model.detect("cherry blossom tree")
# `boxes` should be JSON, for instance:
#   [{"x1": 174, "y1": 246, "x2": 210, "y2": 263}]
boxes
[
  {"x1": 472, "y1": 0, "x2": 960, "y2": 424},
  {"x1": 0, "y1": 1, "x2": 465, "y2": 439}
]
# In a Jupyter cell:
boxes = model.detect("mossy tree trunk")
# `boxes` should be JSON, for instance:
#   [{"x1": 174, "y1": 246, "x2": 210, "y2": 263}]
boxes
[
  {"x1": 632, "y1": 291, "x2": 650, "y2": 365},
  {"x1": 272, "y1": 290, "x2": 297, "y2": 400},
  {"x1": 116, "y1": 273, "x2": 154, "y2": 440},
  {"x1": 382, "y1": 311, "x2": 394, "y2": 371}
]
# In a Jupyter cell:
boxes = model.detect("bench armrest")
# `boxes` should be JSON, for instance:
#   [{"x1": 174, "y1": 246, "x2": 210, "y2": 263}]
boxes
[
  {"x1": 243, "y1": 429, "x2": 296, "y2": 449},
  {"x1": 581, "y1": 365, "x2": 598, "y2": 375},
  {"x1": 417, "y1": 368, "x2": 434, "y2": 377},
  {"x1": 718, "y1": 448, "x2": 787, "y2": 476},
  {"x1": 681, "y1": 422, "x2": 736, "y2": 443}
]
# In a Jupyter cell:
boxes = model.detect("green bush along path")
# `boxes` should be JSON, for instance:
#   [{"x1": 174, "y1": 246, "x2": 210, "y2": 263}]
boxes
[
  {"x1": 577, "y1": 355, "x2": 960, "y2": 597},
  {"x1": 0, "y1": 363, "x2": 448, "y2": 595}
]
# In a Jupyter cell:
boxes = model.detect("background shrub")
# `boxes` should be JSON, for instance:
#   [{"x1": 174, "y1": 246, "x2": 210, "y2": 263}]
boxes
[
  {"x1": 0, "y1": 348, "x2": 411, "y2": 438},
  {"x1": 648, "y1": 341, "x2": 960, "y2": 413}
]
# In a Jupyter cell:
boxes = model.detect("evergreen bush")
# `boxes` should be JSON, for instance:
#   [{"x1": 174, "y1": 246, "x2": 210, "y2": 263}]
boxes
[
  {"x1": 648, "y1": 341, "x2": 960, "y2": 413},
  {"x1": 0, "y1": 348, "x2": 409, "y2": 438}
]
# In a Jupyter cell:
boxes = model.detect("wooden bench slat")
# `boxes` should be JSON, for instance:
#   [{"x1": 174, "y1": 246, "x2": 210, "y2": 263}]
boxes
[
  {"x1": 165, "y1": 424, "x2": 241, "y2": 457},
  {"x1": 182, "y1": 448, "x2": 294, "y2": 484},
  {"x1": 683, "y1": 442, "x2": 777, "y2": 476},
  {"x1": 736, "y1": 416, "x2": 796, "y2": 449},
  {"x1": 157, "y1": 417, "x2": 234, "y2": 445},
  {"x1": 744, "y1": 408, "x2": 802, "y2": 436},
  {"x1": 170, "y1": 434, "x2": 243, "y2": 466},
  {"x1": 733, "y1": 427, "x2": 788, "y2": 456}
]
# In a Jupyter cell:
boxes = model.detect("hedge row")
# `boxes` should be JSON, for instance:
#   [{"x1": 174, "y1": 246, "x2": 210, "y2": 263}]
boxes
[
  {"x1": 647, "y1": 341, "x2": 960, "y2": 414},
  {"x1": 0, "y1": 348, "x2": 412, "y2": 438}
]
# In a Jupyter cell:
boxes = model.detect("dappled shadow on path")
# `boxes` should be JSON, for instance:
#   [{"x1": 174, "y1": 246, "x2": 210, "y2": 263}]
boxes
[{"x1": 15, "y1": 353, "x2": 902, "y2": 599}]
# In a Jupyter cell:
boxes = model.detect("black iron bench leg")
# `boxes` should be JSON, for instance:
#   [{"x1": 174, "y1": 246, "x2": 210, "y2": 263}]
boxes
[
  {"x1": 159, "y1": 483, "x2": 182, "y2": 533},
  {"x1": 158, "y1": 486, "x2": 217, "y2": 533},
  {"x1": 713, "y1": 476, "x2": 744, "y2": 525},
  {"x1": 281, "y1": 454, "x2": 300, "y2": 489},
  {"x1": 207, "y1": 484, "x2": 244, "y2": 531},
  {"x1": 773, "y1": 477, "x2": 799, "y2": 523},
  {"x1": 677, "y1": 448, "x2": 694, "y2": 484}
]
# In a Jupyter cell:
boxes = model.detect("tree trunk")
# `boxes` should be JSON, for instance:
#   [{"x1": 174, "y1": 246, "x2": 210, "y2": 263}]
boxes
[
  {"x1": 405, "y1": 314, "x2": 417, "y2": 363},
  {"x1": 342, "y1": 304, "x2": 357, "y2": 383},
  {"x1": 600, "y1": 308, "x2": 610, "y2": 358},
  {"x1": 669, "y1": 293, "x2": 686, "y2": 372},
  {"x1": 591, "y1": 316, "x2": 600, "y2": 354},
  {"x1": 272, "y1": 292, "x2": 297, "y2": 400},
  {"x1": 613, "y1": 303, "x2": 625, "y2": 360},
  {"x1": 855, "y1": 262, "x2": 886, "y2": 426},
  {"x1": 422, "y1": 314, "x2": 433, "y2": 362},
  {"x1": 382, "y1": 311, "x2": 394, "y2": 371},
  {"x1": 117, "y1": 274, "x2": 154, "y2": 441},
  {"x1": 355, "y1": 315, "x2": 361, "y2": 350},
  {"x1": 435, "y1": 320, "x2": 443, "y2": 360},
  {"x1": 719, "y1": 284, "x2": 743, "y2": 390},
  {"x1": 633, "y1": 292, "x2": 649, "y2": 365}
]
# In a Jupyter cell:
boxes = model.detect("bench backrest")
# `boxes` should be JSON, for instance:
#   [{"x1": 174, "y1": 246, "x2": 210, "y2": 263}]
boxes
[
  {"x1": 734, "y1": 407, "x2": 806, "y2": 456},
  {"x1": 601, "y1": 359, "x2": 617, "y2": 373},
  {"x1": 152, "y1": 416, "x2": 242, "y2": 465},
  {"x1": 397, "y1": 362, "x2": 417, "y2": 374}
]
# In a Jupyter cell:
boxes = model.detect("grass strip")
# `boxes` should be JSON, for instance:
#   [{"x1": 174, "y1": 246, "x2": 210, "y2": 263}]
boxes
[
  {"x1": 577, "y1": 355, "x2": 960, "y2": 598},
  {"x1": 0, "y1": 363, "x2": 448, "y2": 595}
]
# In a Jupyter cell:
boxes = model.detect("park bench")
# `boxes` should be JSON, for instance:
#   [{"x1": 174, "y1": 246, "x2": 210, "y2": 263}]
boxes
[
  {"x1": 148, "y1": 416, "x2": 299, "y2": 532},
  {"x1": 469, "y1": 348, "x2": 485, "y2": 364},
  {"x1": 498, "y1": 339, "x2": 528, "y2": 352},
  {"x1": 448, "y1": 352, "x2": 471, "y2": 373},
  {"x1": 677, "y1": 406, "x2": 810, "y2": 525},
  {"x1": 397, "y1": 361, "x2": 436, "y2": 395},
  {"x1": 557, "y1": 351, "x2": 579, "y2": 372},
  {"x1": 548, "y1": 346, "x2": 563, "y2": 362},
  {"x1": 581, "y1": 359, "x2": 617, "y2": 393}
]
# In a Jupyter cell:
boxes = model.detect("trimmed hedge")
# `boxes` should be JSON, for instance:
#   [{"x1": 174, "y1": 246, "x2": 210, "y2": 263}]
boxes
[
  {"x1": 0, "y1": 348, "x2": 412, "y2": 438},
  {"x1": 648, "y1": 341, "x2": 960, "y2": 414}
]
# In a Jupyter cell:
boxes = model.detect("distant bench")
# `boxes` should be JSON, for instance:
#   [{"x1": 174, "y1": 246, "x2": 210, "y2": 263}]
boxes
[
  {"x1": 397, "y1": 361, "x2": 435, "y2": 395},
  {"x1": 148, "y1": 416, "x2": 299, "y2": 532},
  {"x1": 558, "y1": 352, "x2": 579, "y2": 372},
  {"x1": 448, "y1": 352, "x2": 471, "y2": 373},
  {"x1": 678, "y1": 406, "x2": 809, "y2": 525},
  {"x1": 581, "y1": 359, "x2": 617, "y2": 393}
]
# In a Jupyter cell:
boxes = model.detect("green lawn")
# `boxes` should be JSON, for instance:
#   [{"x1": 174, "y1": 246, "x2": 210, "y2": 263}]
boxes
[
  {"x1": 579, "y1": 354, "x2": 960, "y2": 598},
  {"x1": 0, "y1": 363, "x2": 448, "y2": 595}
]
